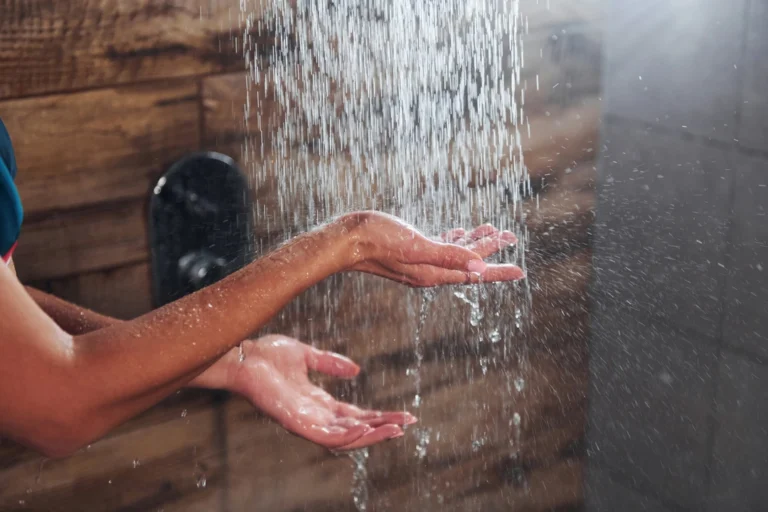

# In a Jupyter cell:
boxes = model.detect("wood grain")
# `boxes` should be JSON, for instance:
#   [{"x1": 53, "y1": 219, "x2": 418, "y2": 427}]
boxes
[
  {"x1": 14, "y1": 199, "x2": 148, "y2": 281},
  {"x1": 45, "y1": 262, "x2": 153, "y2": 320},
  {"x1": 0, "y1": 394, "x2": 228, "y2": 512},
  {"x1": 3, "y1": 81, "x2": 199, "y2": 216},
  {"x1": 0, "y1": 0, "x2": 277, "y2": 100}
]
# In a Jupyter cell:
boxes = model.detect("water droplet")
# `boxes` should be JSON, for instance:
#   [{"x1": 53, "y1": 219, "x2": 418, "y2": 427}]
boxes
[
  {"x1": 132, "y1": 459, "x2": 140, "y2": 469},
  {"x1": 415, "y1": 428, "x2": 432, "y2": 459},
  {"x1": 181, "y1": 409, "x2": 188, "y2": 418},
  {"x1": 196, "y1": 474, "x2": 207, "y2": 489}
]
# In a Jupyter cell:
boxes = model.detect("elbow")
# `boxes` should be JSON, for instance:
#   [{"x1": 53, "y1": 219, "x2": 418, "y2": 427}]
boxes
[
  {"x1": 6, "y1": 402, "x2": 107, "y2": 459},
  {"x1": 35, "y1": 438, "x2": 85, "y2": 460},
  {"x1": 27, "y1": 416, "x2": 102, "y2": 459}
]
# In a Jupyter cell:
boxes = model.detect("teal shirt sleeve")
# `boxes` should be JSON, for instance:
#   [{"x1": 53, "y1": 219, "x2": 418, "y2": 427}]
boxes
[{"x1": 0, "y1": 118, "x2": 23, "y2": 257}]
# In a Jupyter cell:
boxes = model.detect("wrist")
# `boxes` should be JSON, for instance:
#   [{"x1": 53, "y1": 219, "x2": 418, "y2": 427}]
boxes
[
  {"x1": 330, "y1": 212, "x2": 370, "y2": 267},
  {"x1": 307, "y1": 215, "x2": 360, "y2": 271},
  {"x1": 188, "y1": 347, "x2": 242, "y2": 391}
]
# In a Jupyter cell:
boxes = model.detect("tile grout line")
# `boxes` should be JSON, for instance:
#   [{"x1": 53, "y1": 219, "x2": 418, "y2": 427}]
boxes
[{"x1": 701, "y1": 0, "x2": 753, "y2": 499}]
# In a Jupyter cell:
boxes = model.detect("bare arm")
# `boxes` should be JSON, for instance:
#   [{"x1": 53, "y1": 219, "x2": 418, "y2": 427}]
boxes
[
  {"x1": 0, "y1": 224, "x2": 347, "y2": 456},
  {"x1": 0, "y1": 213, "x2": 522, "y2": 457},
  {"x1": 24, "y1": 286, "x2": 249, "y2": 390}
]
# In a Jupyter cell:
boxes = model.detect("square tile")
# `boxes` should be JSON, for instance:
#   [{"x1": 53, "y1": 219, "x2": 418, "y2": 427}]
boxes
[
  {"x1": 585, "y1": 465, "x2": 673, "y2": 512},
  {"x1": 738, "y1": 0, "x2": 768, "y2": 151},
  {"x1": 723, "y1": 156, "x2": 768, "y2": 359},
  {"x1": 706, "y1": 352, "x2": 768, "y2": 510},
  {"x1": 603, "y1": 0, "x2": 745, "y2": 141},
  {"x1": 587, "y1": 305, "x2": 719, "y2": 508},
  {"x1": 594, "y1": 121, "x2": 732, "y2": 337}
]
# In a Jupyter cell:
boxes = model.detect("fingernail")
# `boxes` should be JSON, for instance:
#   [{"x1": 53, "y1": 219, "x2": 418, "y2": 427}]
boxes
[
  {"x1": 405, "y1": 416, "x2": 419, "y2": 425},
  {"x1": 389, "y1": 432, "x2": 405, "y2": 440},
  {"x1": 467, "y1": 259, "x2": 487, "y2": 273}
]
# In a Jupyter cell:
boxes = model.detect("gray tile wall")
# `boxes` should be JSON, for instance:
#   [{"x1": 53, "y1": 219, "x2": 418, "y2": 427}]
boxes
[{"x1": 587, "y1": 0, "x2": 768, "y2": 509}]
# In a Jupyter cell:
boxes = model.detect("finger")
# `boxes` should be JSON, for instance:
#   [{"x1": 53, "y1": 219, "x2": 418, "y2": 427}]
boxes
[
  {"x1": 408, "y1": 263, "x2": 525, "y2": 287},
  {"x1": 455, "y1": 224, "x2": 500, "y2": 245},
  {"x1": 467, "y1": 224, "x2": 498, "y2": 240},
  {"x1": 466, "y1": 231, "x2": 518, "y2": 259},
  {"x1": 335, "y1": 425, "x2": 404, "y2": 451},
  {"x1": 481, "y1": 264, "x2": 526, "y2": 282},
  {"x1": 440, "y1": 228, "x2": 466, "y2": 242},
  {"x1": 333, "y1": 417, "x2": 370, "y2": 429},
  {"x1": 306, "y1": 348, "x2": 360, "y2": 379},
  {"x1": 404, "y1": 239, "x2": 485, "y2": 272},
  {"x1": 361, "y1": 412, "x2": 418, "y2": 428},
  {"x1": 336, "y1": 403, "x2": 418, "y2": 426},
  {"x1": 305, "y1": 423, "x2": 372, "y2": 449}
]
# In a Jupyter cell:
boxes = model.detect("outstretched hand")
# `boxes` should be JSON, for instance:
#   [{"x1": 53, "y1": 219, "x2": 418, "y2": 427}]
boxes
[
  {"x1": 230, "y1": 335, "x2": 415, "y2": 451},
  {"x1": 337, "y1": 211, "x2": 524, "y2": 287}
]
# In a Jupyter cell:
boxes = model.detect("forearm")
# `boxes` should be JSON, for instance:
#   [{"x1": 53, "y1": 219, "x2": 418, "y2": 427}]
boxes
[{"x1": 25, "y1": 287, "x2": 245, "y2": 391}]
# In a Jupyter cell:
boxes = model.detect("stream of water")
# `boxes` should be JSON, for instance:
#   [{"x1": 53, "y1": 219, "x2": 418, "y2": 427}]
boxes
[{"x1": 239, "y1": 0, "x2": 534, "y2": 507}]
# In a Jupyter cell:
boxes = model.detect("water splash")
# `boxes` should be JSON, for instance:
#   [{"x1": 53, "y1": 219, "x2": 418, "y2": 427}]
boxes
[
  {"x1": 350, "y1": 449, "x2": 370, "y2": 511},
  {"x1": 410, "y1": 289, "x2": 435, "y2": 410}
]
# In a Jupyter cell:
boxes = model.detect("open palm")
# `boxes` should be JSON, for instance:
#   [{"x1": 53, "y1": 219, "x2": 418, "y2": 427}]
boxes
[{"x1": 231, "y1": 335, "x2": 416, "y2": 451}]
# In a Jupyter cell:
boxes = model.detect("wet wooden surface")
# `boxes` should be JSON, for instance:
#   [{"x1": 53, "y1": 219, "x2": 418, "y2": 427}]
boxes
[{"x1": 0, "y1": 0, "x2": 601, "y2": 510}]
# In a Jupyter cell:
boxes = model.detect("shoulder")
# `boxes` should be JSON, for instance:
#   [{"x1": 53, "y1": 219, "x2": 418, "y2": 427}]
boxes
[{"x1": 0, "y1": 118, "x2": 17, "y2": 179}]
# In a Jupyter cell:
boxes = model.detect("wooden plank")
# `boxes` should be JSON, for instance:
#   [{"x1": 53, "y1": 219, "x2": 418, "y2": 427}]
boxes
[
  {"x1": 14, "y1": 199, "x2": 148, "y2": 282},
  {"x1": 221, "y1": 398, "x2": 356, "y2": 512},
  {"x1": 0, "y1": 398, "x2": 227, "y2": 512},
  {"x1": 437, "y1": 457, "x2": 583, "y2": 512},
  {"x1": 202, "y1": 72, "x2": 283, "y2": 162},
  {"x1": 0, "y1": 0, "x2": 277, "y2": 99},
  {"x1": 46, "y1": 262, "x2": 153, "y2": 320},
  {"x1": 202, "y1": 71, "x2": 287, "y2": 233},
  {"x1": 3, "y1": 81, "x2": 199, "y2": 215}
]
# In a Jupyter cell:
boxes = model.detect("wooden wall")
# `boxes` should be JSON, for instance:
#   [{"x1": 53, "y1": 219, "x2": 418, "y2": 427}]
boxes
[{"x1": 0, "y1": 1, "x2": 602, "y2": 510}]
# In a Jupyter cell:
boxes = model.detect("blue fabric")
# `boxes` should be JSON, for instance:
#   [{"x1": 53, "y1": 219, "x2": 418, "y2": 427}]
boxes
[{"x1": 0, "y1": 118, "x2": 23, "y2": 257}]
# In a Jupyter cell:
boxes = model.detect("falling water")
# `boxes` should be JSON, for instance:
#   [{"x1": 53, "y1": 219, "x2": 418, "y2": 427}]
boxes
[{"x1": 238, "y1": 0, "x2": 533, "y2": 508}]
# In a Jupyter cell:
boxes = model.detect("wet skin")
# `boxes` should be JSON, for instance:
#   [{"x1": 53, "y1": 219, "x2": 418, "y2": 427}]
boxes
[{"x1": 1, "y1": 211, "x2": 522, "y2": 456}]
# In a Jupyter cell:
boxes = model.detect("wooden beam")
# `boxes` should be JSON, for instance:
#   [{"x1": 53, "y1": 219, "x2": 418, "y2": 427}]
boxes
[
  {"x1": 0, "y1": 0, "x2": 276, "y2": 100},
  {"x1": 43, "y1": 262, "x2": 153, "y2": 320},
  {"x1": 15, "y1": 199, "x2": 148, "y2": 282},
  {"x1": 3, "y1": 80, "x2": 200, "y2": 216},
  {"x1": 0, "y1": 396, "x2": 226, "y2": 512}
]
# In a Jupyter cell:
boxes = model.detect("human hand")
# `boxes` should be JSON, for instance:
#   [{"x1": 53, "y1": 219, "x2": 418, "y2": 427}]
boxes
[
  {"x1": 229, "y1": 335, "x2": 416, "y2": 451},
  {"x1": 336, "y1": 211, "x2": 524, "y2": 287}
]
